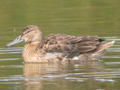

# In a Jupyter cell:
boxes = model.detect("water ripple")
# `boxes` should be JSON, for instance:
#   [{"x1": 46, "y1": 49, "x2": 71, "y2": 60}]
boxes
[
  {"x1": 0, "y1": 65, "x2": 23, "y2": 68},
  {"x1": 105, "y1": 62, "x2": 120, "y2": 65},
  {"x1": 103, "y1": 56, "x2": 120, "y2": 58},
  {"x1": 0, "y1": 58, "x2": 20, "y2": 61},
  {"x1": 107, "y1": 48, "x2": 120, "y2": 52},
  {"x1": 0, "y1": 47, "x2": 23, "y2": 55},
  {"x1": 95, "y1": 79, "x2": 115, "y2": 82}
]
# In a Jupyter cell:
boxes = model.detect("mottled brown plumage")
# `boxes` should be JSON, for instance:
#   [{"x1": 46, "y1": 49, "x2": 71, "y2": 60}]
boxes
[{"x1": 6, "y1": 25, "x2": 115, "y2": 62}]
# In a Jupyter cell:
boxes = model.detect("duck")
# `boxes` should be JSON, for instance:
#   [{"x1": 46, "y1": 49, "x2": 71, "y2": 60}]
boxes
[{"x1": 6, "y1": 25, "x2": 115, "y2": 63}]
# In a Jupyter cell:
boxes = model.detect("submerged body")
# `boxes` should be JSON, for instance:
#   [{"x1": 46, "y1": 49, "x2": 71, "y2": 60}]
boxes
[{"x1": 6, "y1": 25, "x2": 115, "y2": 62}]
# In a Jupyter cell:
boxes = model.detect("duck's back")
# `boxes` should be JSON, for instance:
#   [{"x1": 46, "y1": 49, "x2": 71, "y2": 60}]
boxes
[{"x1": 39, "y1": 34, "x2": 105, "y2": 59}]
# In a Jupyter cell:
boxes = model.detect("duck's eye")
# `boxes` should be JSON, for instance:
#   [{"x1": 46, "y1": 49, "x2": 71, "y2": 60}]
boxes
[{"x1": 27, "y1": 31, "x2": 30, "y2": 33}]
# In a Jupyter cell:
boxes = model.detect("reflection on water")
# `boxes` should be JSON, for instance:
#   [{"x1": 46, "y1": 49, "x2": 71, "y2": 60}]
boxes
[
  {"x1": 23, "y1": 62, "x2": 105, "y2": 90},
  {"x1": 0, "y1": 62, "x2": 120, "y2": 90}
]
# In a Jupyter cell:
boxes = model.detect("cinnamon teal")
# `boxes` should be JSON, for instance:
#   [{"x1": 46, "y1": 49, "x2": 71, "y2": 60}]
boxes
[{"x1": 6, "y1": 25, "x2": 115, "y2": 62}]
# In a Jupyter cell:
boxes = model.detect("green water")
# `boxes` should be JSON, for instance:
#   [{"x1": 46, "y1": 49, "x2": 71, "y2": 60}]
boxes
[{"x1": 0, "y1": 0, "x2": 120, "y2": 90}]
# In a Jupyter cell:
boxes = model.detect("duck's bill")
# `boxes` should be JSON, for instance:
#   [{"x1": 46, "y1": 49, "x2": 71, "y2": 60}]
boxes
[{"x1": 6, "y1": 35, "x2": 24, "y2": 47}]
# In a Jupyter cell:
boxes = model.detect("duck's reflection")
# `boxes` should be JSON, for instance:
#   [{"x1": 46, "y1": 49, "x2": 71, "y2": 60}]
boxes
[
  {"x1": 23, "y1": 63, "x2": 61, "y2": 90},
  {"x1": 23, "y1": 63, "x2": 62, "y2": 77},
  {"x1": 23, "y1": 62, "x2": 105, "y2": 90}
]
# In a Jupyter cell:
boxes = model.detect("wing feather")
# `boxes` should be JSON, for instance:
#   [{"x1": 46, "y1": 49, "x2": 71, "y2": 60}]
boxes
[{"x1": 39, "y1": 34, "x2": 105, "y2": 58}]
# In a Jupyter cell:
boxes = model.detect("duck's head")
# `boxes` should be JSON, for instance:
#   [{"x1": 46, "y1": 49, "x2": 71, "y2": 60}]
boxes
[{"x1": 6, "y1": 25, "x2": 44, "y2": 47}]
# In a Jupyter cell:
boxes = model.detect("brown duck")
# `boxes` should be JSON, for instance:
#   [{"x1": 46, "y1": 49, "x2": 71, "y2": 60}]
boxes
[{"x1": 6, "y1": 25, "x2": 115, "y2": 62}]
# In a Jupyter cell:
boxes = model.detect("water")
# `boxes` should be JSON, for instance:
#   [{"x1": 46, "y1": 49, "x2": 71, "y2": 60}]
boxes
[{"x1": 0, "y1": 0, "x2": 120, "y2": 90}]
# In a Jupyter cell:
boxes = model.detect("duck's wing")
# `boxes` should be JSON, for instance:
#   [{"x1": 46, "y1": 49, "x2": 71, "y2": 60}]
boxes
[{"x1": 39, "y1": 34, "x2": 105, "y2": 58}]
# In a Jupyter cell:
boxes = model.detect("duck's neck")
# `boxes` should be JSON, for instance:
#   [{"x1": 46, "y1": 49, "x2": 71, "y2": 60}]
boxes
[
  {"x1": 22, "y1": 41, "x2": 42, "y2": 62},
  {"x1": 23, "y1": 41, "x2": 41, "y2": 52}
]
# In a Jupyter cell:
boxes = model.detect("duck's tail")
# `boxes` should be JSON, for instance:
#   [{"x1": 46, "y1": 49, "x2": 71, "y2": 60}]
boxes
[
  {"x1": 96, "y1": 41, "x2": 115, "y2": 52},
  {"x1": 91, "y1": 41, "x2": 115, "y2": 60},
  {"x1": 69, "y1": 41, "x2": 115, "y2": 62}
]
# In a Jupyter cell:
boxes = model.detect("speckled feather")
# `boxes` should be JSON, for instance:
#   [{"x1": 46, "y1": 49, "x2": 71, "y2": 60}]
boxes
[{"x1": 38, "y1": 34, "x2": 105, "y2": 57}]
